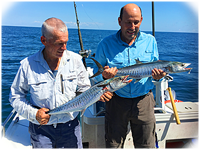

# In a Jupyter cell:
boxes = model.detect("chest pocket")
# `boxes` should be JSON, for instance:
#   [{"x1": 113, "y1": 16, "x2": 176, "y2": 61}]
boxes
[
  {"x1": 139, "y1": 49, "x2": 154, "y2": 63},
  {"x1": 28, "y1": 77, "x2": 49, "y2": 101},
  {"x1": 62, "y1": 72, "x2": 77, "y2": 94}
]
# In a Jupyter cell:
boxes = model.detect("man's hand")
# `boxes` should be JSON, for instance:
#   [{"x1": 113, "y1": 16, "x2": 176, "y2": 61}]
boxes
[
  {"x1": 36, "y1": 108, "x2": 50, "y2": 125},
  {"x1": 99, "y1": 91, "x2": 113, "y2": 102},
  {"x1": 102, "y1": 66, "x2": 118, "y2": 79},
  {"x1": 152, "y1": 68, "x2": 166, "y2": 80}
]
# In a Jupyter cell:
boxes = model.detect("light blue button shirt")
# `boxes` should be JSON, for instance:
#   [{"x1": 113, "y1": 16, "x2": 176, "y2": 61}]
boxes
[
  {"x1": 93, "y1": 30, "x2": 159, "y2": 98},
  {"x1": 9, "y1": 47, "x2": 91, "y2": 125}
]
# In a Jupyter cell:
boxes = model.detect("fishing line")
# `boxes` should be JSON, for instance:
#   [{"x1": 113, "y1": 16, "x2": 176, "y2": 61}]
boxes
[
  {"x1": 81, "y1": 4, "x2": 101, "y2": 30},
  {"x1": 80, "y1": 3, "x2": 103, "y2": 50}
]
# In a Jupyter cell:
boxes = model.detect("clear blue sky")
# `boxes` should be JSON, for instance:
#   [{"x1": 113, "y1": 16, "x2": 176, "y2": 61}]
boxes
[{"x1": 1, "y1": 1, "x2": 199, "y2": 33}]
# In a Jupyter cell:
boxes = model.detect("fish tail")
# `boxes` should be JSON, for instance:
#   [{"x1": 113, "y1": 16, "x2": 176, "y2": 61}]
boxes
[{"x1": 90, "y1": 58, "x2": 104, "y2": 78}]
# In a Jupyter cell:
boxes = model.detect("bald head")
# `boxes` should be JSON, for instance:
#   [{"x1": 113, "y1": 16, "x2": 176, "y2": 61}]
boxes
[
  {"x1": 42, "y1": 17, "x2": 68, "y2": 40},
  {"x1": 120, "y1": 3, "x2": 142, "y2": 20}
]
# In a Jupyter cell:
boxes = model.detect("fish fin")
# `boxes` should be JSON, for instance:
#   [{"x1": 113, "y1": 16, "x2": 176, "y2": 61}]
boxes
[
  {"x1": 80, "y1": 108, "x2": 87, "y2": 117},
  {"x1": 134, "y1": 79, "x2": 141, "y2": 83},
  {"x1": 89, "y1": 71, "x2": 102, "y2": 79},
  {"x1": 135, "y1": 59, "x2": 143, "y2": 64},
  {"x1": 97, "y1": 83, "x2": 109, "y2": 88},
  {"x1": 67, "y1": 112, "x2": 74, "y2": 119},
  {"x1": 97, "y1": 78, "x2": 113, "y2": 87},
  {"x1": 90, "y1": 58, "x2": 104, "y2": 78}
]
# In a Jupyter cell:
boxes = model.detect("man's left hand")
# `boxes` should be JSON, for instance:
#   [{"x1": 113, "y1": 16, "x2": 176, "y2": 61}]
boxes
[
  {"x1": 99, "y1": 91, "x2": 113, "y2": 102},
  {"x1": 152, "y1": 68, "x2": 166, "y2": 80}
]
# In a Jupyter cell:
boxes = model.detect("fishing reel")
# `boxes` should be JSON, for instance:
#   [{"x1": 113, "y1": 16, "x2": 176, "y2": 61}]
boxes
[
  {"x1": 164, "y1": 74, "x2": 173, "y2": 82},
  {"x1": 79, "y1": 49, "x2": 91, "y2": 58}
]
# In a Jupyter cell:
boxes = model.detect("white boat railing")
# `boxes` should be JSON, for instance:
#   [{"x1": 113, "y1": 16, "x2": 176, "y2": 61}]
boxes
[
  {"x1": 1, "y1": 109, "x2": 16, "y2": 137},
  {"x1": 153, "y1": 75, "x2": 173, "y2": 113}
]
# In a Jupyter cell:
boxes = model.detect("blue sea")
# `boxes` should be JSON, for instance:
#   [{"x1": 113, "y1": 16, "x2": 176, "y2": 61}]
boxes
[{"x1": 1, "y1": 26, "x2": 198, "y2": 123}]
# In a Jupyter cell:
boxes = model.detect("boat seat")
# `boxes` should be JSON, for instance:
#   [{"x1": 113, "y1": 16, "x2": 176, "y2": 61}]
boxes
[{"x1": 165, "y1": 102, "x2": 198, "y2": 113}]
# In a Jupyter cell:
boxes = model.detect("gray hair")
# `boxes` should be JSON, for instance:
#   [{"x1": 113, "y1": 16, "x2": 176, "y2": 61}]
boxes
[{"x1": 41, "y1": 17, "x2": 68, "y2": 40}]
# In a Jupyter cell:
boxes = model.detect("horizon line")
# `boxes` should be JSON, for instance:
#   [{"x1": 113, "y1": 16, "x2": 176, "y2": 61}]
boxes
[{"x1": 2, "y1": 25, "x2": 198, "y2": 34}]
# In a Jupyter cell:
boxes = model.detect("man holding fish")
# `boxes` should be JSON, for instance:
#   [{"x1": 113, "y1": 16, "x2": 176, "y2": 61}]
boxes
[
  {"x1": 93, "y1": 3, "x2": 166, "y2": 148},
  {"x1": 9, "y1": 17, "x2": 113, "y2": 148}
]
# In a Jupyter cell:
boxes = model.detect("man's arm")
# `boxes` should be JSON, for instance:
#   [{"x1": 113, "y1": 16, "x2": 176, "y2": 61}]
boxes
[
  {"x1": 9, "y1": 65, "x2": 40, "y2": 124},
  {"x1": 76, "y1": 56, "x2": 91, "y2": 93}
]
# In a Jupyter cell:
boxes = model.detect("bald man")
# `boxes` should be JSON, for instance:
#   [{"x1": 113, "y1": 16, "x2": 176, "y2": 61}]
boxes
[
  {"x1": 93, "y1": 4, "x2": 166, "y2": 148},
  {"x1": 9, "y1": 17, "x2": 112, "y2": 148}
]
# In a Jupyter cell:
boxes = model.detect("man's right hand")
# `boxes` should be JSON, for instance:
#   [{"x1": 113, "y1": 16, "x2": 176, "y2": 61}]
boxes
[
  {"x1": 102, "y1": 66, "x2": 118, "y2": 79},
  {"x1": 36, "y1": 108, "x2": 50, "y2": 125}
]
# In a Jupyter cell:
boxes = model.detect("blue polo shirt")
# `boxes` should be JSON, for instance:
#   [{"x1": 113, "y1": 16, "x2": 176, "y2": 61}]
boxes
[{"x1": 93, "y1": 30, "x2": 159, "y2": 98}]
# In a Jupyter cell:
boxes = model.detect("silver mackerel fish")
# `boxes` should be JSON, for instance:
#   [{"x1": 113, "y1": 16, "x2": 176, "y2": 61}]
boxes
[
  {"x1": 91, "y1": 58, "x2": 192, "y2": 82},
  {"x1": 47, "y1": 76, "x2": 132, "y2": 117}
]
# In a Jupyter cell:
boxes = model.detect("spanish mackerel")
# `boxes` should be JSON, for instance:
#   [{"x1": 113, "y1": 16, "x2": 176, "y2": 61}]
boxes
[
  {"x1": 90, "y1": 58, "x2": 192, "y2": 82},
  {"x1": 47, "y1": 76, "x2": 132, "y2": 117}
]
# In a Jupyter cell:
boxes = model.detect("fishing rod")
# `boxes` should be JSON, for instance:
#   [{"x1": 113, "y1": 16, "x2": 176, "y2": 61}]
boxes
[
  {"x1": 74, "y1": 1, "x2": 91, "y2": 69},
  {"x1": 152, "y1": 1, "x2": 155, "y2": 37}
]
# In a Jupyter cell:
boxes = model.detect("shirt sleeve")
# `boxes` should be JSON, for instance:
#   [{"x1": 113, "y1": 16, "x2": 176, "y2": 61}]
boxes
[
  {"x1": 76, "y1": 56, "x2": 91, "y2": 92},
  {"x1": 9, "y1": 63, "x2": 39, "y2": 124}
]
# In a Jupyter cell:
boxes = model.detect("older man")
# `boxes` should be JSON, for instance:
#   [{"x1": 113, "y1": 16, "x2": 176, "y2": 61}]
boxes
[
  {"x1": 9, "y1": 17, "x2": 112, "y2": 148},
  {"x1": 94, "y1": 4, "x2": 166, "y2": 148}
]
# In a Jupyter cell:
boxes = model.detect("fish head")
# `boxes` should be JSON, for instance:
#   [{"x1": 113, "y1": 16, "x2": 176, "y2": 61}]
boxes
[
  {"x1": 107, "y1": 75, "x2": 133, "y2": 92},
  {"x1": 167, "y1": 62, "x2": 192, "y2": 73}
]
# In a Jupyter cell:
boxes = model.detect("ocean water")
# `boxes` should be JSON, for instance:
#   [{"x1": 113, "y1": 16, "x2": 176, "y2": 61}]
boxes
[{"x1": 1, "y1": 26, "x2": 198, "y2": 123}]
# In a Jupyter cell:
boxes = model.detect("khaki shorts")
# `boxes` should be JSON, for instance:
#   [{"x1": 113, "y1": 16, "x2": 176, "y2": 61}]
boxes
[{"x1": 105, "y1": 91, "x2": 156, "y2": 148}]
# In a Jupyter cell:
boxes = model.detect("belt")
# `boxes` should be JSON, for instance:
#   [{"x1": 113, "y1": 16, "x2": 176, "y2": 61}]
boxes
[{"x1": 32, "y1": 105, "x2": 42, "y2": 109}]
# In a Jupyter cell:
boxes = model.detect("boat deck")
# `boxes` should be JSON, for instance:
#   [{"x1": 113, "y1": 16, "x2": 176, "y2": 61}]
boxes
[
  {"x1": 1, "y1": 102, "x2": 198, "y2": 148},
  {"x1": 1, "y1": 114, "x2": 32, "y2": 148}
]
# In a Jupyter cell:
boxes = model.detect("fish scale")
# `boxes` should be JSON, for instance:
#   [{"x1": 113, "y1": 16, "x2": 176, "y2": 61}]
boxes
[
  {"x1": 116, "y1": 61, "x2": 191, "y2": 80},
  {"x1": 122, "y1": 64, "x2": 157, "y2": 78},
  {"x1": 47, "y1": 76, "x2": 132, "y2": 116},
  {"x1": 67, "y1": 86, "x2": 103, "y2": 111},
  {"x1": 90, "y1": 58, "x2": 192, "y2": 83}
]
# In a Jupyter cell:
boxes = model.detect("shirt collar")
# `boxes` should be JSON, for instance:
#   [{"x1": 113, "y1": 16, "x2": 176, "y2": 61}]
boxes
[
  {"x1": 33, "y1": 46, "x2": 51, "y2": 71},
  {"x1": 34, "y1": 46, "x2": 46, "y2": 62}
]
